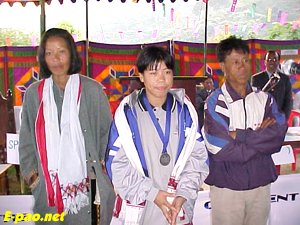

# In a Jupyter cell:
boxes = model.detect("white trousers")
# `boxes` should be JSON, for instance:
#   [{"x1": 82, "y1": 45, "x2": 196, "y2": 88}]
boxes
[{"x1": 210, "y1": 184, "x2": 270, "y2": 225}]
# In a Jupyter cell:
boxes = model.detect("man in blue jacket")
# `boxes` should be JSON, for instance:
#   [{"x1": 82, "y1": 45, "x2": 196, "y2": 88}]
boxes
[{"x1": 202, "y1": 36, "x2": 287, "y2": 225}]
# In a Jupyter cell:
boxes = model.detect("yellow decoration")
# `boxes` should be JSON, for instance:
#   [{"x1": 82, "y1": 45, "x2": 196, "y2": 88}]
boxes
[{"x1": 267, "y1": 8, "x2": 272, "y2": 22}]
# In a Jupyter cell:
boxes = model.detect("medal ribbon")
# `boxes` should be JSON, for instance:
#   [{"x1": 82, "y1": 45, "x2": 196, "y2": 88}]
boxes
[{"x1": 143, "y1": 93, "x2": 172, "y2": 156}]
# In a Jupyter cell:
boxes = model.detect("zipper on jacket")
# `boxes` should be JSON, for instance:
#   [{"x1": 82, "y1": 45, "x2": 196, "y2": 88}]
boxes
[
  {"x1": 243, "y1": 98, "x2": 247, "y2": 129},
  {"x1": 243, "y1": 98, "x2": 250, "y2": 189}
]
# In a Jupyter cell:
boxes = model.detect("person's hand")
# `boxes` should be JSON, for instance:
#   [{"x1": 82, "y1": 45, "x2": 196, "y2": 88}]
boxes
[
  {"x1": 154, "y1": 190, "x2": 176, "y2": 224},
  {"x1": 28, "y1": 173, "x2": 39, "y2": 190},
  {"x1": 229, "y1": 131, "x2": 237, "y2": 139},
  {"x1": 257, "y1": 117, "x2": 276, "y2": 129},
  {"x1": 170, "y1": 196, "x2": 186, "y2": 225}
]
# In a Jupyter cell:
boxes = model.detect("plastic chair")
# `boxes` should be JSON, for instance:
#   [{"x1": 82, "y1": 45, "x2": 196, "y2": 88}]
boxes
[{"x1": 287, "y1": 110, "x2": 300, "y2": 127}]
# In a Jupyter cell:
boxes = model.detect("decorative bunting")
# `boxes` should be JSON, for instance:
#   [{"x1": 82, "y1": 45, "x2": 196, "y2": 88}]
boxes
[
  {"x1": 214, "y1": 26, "x2": 221, "y2": 36},
  {"x1": 193, "y1": 32, "x2": 200, "y2": 38},
  {"x1": 260, "y1": 23, "x2": 266, "y2": 29},
  {"x1": 31, "y1": 36, "x2": 37, "y2": 46},
  {"x1": 193, "y1": 19, "x2": 197, "y2": 33},
  {"x1": 171, "y1": 8, "x2": 174, "y2": 22},
  {"x1": 152, "y1": 0, "x2": 155, "y2": 12},
  {"x1": 292, "y1": 21, "x2": 298, "y2": 30},
  {"x1": 250, "y1": 3, "x2": 256, "y2": 18},
  {"x1": 253, "y1": 24, "x2": 260, "y2": 33},
  {"x1": 277, "y1": 10, "x2": 282, "y2": 23},
  {"x1": 176, "y1": 12, "x2": 181, "y2": 24},
  {"x1": 186, "y1": 16, "x2": 189, "y2": 29},
  {"x1": 280, "y1": 11, "x2": 288, "y2": 25},
  {"x1": 152, "y1": 29, "x2": 158, "y2": 38},
  {"x1": 119, "y1": 32, "x2": 124, "y2": 40},
  {"x1": 230, "y1": 0, "x2": 238, "y2": 12},
  {"x1": 224, "y1": 24, "x2": 229, "y2": 35},
  {"x1": 137, "y1": 30, "x2": 143, "y2": 41},
  {"x1": 5, "y1": 37, "x2": 11, "y2": 46},
  {"x1": 267, "y1": 8, "x2": 272, "y2": 22}
]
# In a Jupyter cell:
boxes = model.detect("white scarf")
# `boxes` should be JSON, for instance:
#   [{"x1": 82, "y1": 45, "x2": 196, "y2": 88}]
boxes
[{"x1": 36, "y1": 74, "x2": 89, "y2": 214}]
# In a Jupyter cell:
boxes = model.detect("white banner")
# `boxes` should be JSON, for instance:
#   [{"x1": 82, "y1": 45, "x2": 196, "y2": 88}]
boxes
[
  {"x1": 1, "y1": 174, "x2": 299, "y2": 225},
  {"x1": 6, "y1": 133, "x2": 19, "y2": 165},
  {"x1": 193, "y1": 190, "x2": 210, "y2": 225},
  {"x1": 269, "y1": 174, "x2": 300, "y2": 225}
]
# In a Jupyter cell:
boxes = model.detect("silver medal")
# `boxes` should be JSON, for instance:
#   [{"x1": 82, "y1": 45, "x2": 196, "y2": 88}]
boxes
[{"x1": 160, "y1": 153, "x2": 170, "y2": 166}]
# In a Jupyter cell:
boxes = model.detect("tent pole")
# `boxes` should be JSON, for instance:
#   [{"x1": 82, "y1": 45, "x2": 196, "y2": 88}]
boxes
[
  {"x1": 40, "y1": 0, "x2": 46, "y2": 38},
  {"x1": 203, "y1": 0, "x2": 208, "y2": 77},
  {"x1": 85, "y1": 0, "x2": 90, "y2": 77}
]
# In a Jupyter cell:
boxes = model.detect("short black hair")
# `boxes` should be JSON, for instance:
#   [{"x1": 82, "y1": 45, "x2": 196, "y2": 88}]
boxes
[
  {"x1": 204, "y1": 76, "x2": 213, "y2": 82},
  {"x1": 264, "y1": 50, "x2": 281, "y2": 61},
  {"x1": 136, "y1": 46, "x2": 174, "y2": 73},
  {"x1": 216, "y1": 36, "x2": 249, "y2": 62},
  {"x1": 37, "y1": 28, "x2": 82, "y2": 78}
]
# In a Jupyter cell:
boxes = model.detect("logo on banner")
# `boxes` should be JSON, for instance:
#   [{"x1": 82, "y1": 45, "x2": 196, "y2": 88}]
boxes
[{"x1": 271, "y1": 193, "x2": 299, "y2": 202}]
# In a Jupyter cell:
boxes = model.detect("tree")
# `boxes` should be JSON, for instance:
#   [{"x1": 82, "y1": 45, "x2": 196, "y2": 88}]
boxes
[
  {"x1": 0, "y1": 28, "x2": 38, "y2": 46},
  {"x1": 57, "y1": 21, "x2": 83, "y2": 41},
  {"x1": 0, "y1": 22, "x2": 83, "y2": 47},
  {"x1": 266, "y1": 23, "x2": 300, "y2": 40}
]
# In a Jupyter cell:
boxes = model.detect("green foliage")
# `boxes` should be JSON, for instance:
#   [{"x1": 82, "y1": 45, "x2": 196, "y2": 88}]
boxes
[
  {"x1": 57, "y1": 21, "x2": 83, "y2": 40},
  {"x1": 246, "y1": 31, "x2": 258, "y2": 40},
  {"x1": 0, "y1": 28, "x2": 39, "y2": 46},
  {"x1": 211, "y1": 22, "x2": 299, "y2": 42},
  {"x1": 0, "y1": 22, "x2": 82, "y2": 47},
  {"x1": 0, "y1": 21, "x2": 298, "y2": 47},
  {"x1": 266, "y1": 23, "x2": 300, "y2": 40},
  {"x1": 212, "y1": 33, "x2": 245, "y2": 43},
  {"x1": 212, "y1": 33, "x2": 232, "y2": 43}
]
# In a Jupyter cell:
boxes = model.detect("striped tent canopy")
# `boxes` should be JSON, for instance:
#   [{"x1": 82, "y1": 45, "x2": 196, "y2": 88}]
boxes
[
  {"x1": 0, "y1": 0, "x2": 52, "y2": 6},
  {"x1": 0, "y1": 0, "x2": 187, "y2": 5}
]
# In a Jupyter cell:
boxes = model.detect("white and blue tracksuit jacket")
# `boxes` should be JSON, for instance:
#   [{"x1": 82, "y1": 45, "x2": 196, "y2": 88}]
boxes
[{"x1": 202, "y1": 82, "x2": 287, "y2": 191}]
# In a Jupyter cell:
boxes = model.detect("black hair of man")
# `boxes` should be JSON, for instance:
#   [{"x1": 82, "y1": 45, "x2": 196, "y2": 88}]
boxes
[
  {"x1": 264, "y1": 50, "x2": 281, "y2": 61},
  {"x1": 216, "y1": 36, "x2": 250, "y2": 63}
]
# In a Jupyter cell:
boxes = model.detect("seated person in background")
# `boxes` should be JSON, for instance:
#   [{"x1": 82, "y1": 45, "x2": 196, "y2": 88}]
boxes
[
  {"x1": 251, "y1": 50, "x2": 292, "y2": 119},
  {"x1": 196, "y1": 76, "x2": 215, "y2": 127}
]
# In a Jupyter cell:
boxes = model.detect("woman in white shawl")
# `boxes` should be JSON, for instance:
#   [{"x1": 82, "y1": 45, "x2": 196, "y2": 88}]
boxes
[{"x1": 19, "y1": 28, "x2": 115, "y2": 225}]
